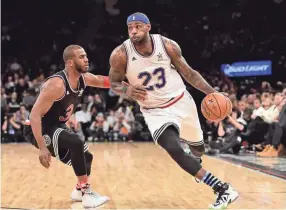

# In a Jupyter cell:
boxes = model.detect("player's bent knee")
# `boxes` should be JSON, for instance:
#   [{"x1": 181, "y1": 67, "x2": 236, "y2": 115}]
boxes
[
  {"x1": 158, "y1": 126, "x2": 202, "y2": 176},
  {"x1": 69, "y1": 134, "x2": 85, "y2": 150}
]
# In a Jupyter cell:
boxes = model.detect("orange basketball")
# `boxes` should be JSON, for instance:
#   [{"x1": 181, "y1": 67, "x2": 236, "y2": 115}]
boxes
[{"x1": 201, "y1": 92, "x2": 232, "y2": 121}]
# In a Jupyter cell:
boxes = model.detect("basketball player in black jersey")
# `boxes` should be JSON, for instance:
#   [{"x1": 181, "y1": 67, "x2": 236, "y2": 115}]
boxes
[{"x1": 23, "y1": 45, "x2": 110, "y2": 208}]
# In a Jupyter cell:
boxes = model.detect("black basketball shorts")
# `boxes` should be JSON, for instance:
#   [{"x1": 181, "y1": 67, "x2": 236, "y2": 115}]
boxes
[{"x1": 23, "y1": 124, "x2": 89, "y2": 166}]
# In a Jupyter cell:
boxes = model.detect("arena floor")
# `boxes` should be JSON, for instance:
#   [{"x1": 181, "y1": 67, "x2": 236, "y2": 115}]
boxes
[{"x1": 1, "y1": 142, "x2": 286, "y2": 209}]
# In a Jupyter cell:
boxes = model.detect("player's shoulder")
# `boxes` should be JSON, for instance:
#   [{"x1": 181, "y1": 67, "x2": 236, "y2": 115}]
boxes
[
  {"x1": 111, "y1": 44, "x2": 127, "y2": 55},
  {"x1": 41, "y1": 76, "x2": 65, "y2": 93},
  {"x1": 110, "y1": 44, "x2": 127, "y2": 66},
  {"x1": 159, "y1": 35, "x2": 178, "y2": 46}
]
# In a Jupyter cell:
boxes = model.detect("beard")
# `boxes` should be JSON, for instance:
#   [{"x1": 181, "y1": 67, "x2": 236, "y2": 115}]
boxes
[
  {"x1": 74, "y1": 62, "x2": 88, "y2": 74},
  {"x1": 132, "y1": 34, "x2": 149, "y2": 45}
]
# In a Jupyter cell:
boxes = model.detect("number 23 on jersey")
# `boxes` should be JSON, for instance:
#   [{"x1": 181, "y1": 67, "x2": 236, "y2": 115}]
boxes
[{"x1": 138, "y1": 67, "x2": 166, "y2": 91}]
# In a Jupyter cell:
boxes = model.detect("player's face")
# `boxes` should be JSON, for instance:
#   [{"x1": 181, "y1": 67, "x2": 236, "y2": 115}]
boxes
[
  {"x1": 73, "y1": 48, "x2": 89, "y2": 73},
  {"x1": 128, "y1": 21, "x2": 150, "y2": 44}
]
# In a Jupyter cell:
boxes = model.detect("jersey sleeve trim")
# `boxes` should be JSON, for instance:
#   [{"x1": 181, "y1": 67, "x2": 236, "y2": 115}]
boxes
[
  {"x1": 49, "y1": 75, "x2": 67, "y2": 101},
  {"x1": 81, "y1": 74, "x2": 87, "y2": 89}
]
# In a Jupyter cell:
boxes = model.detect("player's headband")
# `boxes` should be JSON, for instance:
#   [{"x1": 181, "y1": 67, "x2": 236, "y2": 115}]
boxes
[{"x1": 127, "y1": 13, "x2": 150, "y2": 25}]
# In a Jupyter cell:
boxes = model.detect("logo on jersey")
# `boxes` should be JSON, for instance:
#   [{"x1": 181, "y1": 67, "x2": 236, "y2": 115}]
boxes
[
  {"x1": 78, "y1": 89, "x2": 84, "y2": 96},
  {"x1": 157, "y1": 53, "x2": 163, "y2": 61},
  {"x1": 43, "y1": 134, "x2": 51, "y2": 146},
  {"x1": 132, "y1": 57, "x2": 136, "y2": 61}
]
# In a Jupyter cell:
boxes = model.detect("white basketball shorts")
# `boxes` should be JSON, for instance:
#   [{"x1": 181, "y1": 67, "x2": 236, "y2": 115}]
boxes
[{"x1": 140, "y1": 91, "x2": 204, "y2": 145}]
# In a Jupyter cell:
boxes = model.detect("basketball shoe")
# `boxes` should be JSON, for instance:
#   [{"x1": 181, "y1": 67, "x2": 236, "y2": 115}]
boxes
[
  {"x1": 209, "y1": 182, "x2": 239, "y2": 209},
  {"x1": 70, "y1": 184, "x2": 109, "y2": 208}
]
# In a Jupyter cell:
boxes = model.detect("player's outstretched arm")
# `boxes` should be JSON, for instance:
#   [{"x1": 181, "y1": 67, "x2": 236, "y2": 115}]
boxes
[
  {"x1": 83, "y1": 73, "x2": 110, "y2": 89},
  {"x1": 162, "y1": 37, "x2": 217, "y2": 95},
  {"x1": 30, "y1": 77, "x2": 65, "y2": 168}
]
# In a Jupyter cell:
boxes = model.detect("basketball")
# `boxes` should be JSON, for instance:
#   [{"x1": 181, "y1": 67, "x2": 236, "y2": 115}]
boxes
[{"x1": 201, "y1": 92, "x2": 232, "y2": 121}]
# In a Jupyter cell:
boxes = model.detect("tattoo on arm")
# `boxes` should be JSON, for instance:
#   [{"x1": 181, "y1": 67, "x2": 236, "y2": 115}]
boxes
[
  {"x1": 163, "y1": 37, "x2": 216, "y2": 95},
  {"x1": 109, "y1": 45, "x2": 128, "y2": 95}
]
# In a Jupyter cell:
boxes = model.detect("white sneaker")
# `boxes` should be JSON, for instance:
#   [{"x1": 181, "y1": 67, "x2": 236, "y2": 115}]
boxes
[
  {"x1": 209, "y1": 183, "x2": 239, "y2": 209},
  {"x1": 70, "y1": 188, "x2": 83, "y2": 201},
  {"x1": 82, "y1": 187, "x2": 109, "y2": 208}
]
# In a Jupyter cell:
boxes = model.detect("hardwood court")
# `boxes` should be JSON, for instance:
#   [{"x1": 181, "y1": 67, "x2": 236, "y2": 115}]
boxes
[{"x1": 2, "y1": 142, "x2": 286, "y2": 209}]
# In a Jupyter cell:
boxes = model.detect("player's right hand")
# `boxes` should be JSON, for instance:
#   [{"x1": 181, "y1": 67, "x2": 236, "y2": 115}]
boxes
[
  {"x1": 39, "y1": 147, "x2": 51, "y2": 168},
  {"x1": 122, "y1": 81, "x2": 147, "y2": 102}
]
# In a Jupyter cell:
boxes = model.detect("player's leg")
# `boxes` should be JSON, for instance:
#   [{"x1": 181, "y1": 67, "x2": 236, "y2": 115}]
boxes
[
  {"x1": 55, "y1": 129, "x2": 109, "y2": 207},
  {"x1": 180, "y1": 139, "x2": 204, "y2": 162},
  {"x1": 69, "y1": 150, "x2": 95, "y2": 201},
  {"x1": 177, "y1": 92, "x2": 206, "y2": 161},
  {"x1": 157, "y1": 126, "x2": 239, "y2": 209}
]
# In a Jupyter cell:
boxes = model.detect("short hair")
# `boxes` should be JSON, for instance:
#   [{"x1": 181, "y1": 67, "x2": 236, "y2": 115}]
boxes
[
  {"x1": 63, "y1": 45, "x2": 83, "y2": 63},
  {"x1": 275, "y1": 92, "x2": 283, "y2": 97},
  {"x1": 254, "y1": 98, "x2": 261, "y2": 102}
]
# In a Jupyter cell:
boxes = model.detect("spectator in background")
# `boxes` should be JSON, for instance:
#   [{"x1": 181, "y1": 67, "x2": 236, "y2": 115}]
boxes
[
  {"x1": 5, "y1": 76, "x2": 15, "y2": 94},
  {"x1": 75, "y1": 104, "x2": 92, "y2": 140},
  {"x1": 116, "y1": 100, "x2": 135, "y2": 123},
  {"x1": 255, "y1": 97, "x2": 279, "y2": 124},
  {"x1": 10, "y1": 58, "x2": 21, "y2": 72},
  {"x1": 106, "y1": 110, "x2": 116, "y2": 129},
  {"x1": 22, "y1": 88, "x2": 36, "y2": 111},
  {"x1": 15, "y1": 77, "x2": 29, "y2": 99},
  {"x1": 93, "y1": 94, "x2": 105, "y2": 113},
  {"x1": 113, "y1": 113, "x2": 131, "y2": 141},
  {"x1": 88, "y1": 112, "x2": 109, "y2": 141},
  {"x1": 1, "y1": 87, "x2": 8, "y2": 111},
  {"x1": 257, "y1": 98, "x2": 286, "y2": 157},
  {"x1": 208, "y1": 108, "x2": 253, "y2": 155},
  {"x1": 15, "y1": 104, "x2": 30, "y2": 126},
  {"x1": 86, "y1": 95, "x2": 95, "y2": 112},
  {"x1": 251, "y1": 98, "x2": 261, "y2": 119},
  {"x1": 202, "y1": 120, "x2": 219, "y2": 143},
  {"x1": 8, "y1": 92, "x2": 20, "y2": 113},
  {"x1": 237, "y1": 100, "x2": 248, "y2": 118},
  {"x1": 2, "y1": 113, "x2": 22, "y2": 142}
]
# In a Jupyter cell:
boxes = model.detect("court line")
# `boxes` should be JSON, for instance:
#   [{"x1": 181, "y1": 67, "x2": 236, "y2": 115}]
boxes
[{"x1": 207, "y1": 155, "x2": 286, "y2": 182}]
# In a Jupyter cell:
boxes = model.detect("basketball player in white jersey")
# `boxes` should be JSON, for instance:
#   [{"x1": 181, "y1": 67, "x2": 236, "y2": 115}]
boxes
[{"x1": 108, "y1": 13, "x2": 239, "y2": 209}]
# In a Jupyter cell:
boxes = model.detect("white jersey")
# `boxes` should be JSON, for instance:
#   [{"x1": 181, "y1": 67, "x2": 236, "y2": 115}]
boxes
[{"x1": 124, "y1": 34, "x2": 186, "y2": 108}]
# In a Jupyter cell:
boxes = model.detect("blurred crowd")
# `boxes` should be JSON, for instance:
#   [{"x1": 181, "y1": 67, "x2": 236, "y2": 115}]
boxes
[
  {"x1": 202, "y1": 81, "x2": 286, "y2": 157},
  {"x1": 2, "y1": 0, "x2": 286, "y2": 157}
]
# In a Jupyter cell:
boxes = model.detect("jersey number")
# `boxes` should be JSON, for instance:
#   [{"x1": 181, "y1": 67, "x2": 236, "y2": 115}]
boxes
[
  {"x1": 138, "y1": 67, "x2": 166, "y2": 91},
  {"x1": 59, "y1": 104, "x2": 74, "y2": 121}
]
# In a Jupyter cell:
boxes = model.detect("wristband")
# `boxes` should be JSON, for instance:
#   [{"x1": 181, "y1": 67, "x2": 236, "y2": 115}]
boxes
[{"x1": 103, "y1": 76, "x2": 110, "y2": 88}]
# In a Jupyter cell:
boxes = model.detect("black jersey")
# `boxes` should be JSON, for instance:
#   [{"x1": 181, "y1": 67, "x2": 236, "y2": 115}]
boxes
[{"x1": 41, "y1": 70, "x2": 86, "y2": 126}]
